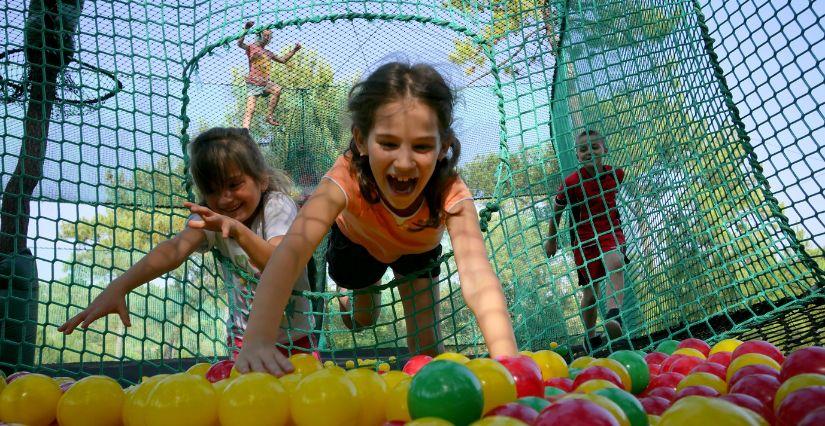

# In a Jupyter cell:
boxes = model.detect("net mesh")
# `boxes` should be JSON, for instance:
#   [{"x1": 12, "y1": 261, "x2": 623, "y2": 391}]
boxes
[{"x1": 0, "y1": 0, "x2": 822, "y2": 381}]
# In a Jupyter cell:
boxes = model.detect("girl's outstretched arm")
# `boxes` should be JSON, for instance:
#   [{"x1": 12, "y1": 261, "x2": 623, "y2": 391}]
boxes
[
  {"x1": 58, "y1": 226, "x2": 205, "y2": 334},
  {"x1": 236, "y1": 179, "x2": 346, "y2": 375},
  {"x1": 446, "y1": 199, "x2": 518, "y2": 358}
]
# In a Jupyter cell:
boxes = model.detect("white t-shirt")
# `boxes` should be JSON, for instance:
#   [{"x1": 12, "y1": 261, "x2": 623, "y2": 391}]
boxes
[{"x1": 194, "y1": 191, "x2": 313, "y2": 344}]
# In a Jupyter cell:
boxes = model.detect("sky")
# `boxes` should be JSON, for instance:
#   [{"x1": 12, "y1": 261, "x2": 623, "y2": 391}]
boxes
[{"x1": 0, "y1": 0, "x2": 822, "y2": 286}]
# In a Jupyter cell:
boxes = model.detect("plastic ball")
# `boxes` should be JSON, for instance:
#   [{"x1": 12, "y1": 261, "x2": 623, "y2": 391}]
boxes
[
  {"x1": 544, "y1": 386, "x2": 567, "y2": 399},
  {"x1": 710, "y1": 339, "x2": 743, "y2": 355},
  {"x1": 727, "y1": 374, "x2": 780, "y2": 409},
  {"x1": 675, "y1": 385, "x2": 721, "y2": 400},
  {"x1": 544, "y1": 377, "x2": 573, "y2": 392},
  {"x1": 471, "y1": 415, "x2": 529, "y2": 425},
  {"x1": 775, "y1": 386, "x2": 825, "y2": 426},
  {"x1": 466, "y1": 358, "x2": 517, "y2": 414},
  {"x1": 779, "y1": 346, "x2": 825, "y2": 382},
  {"x1": 672, "y1": 347, "x2": 707, "y2": 360},
  {"x1": 408, "y1": 360, "x2": 483, "y2": 426},
  {"x1": 290, "y1": 353, "x2": 322, "y2": 376},
  {"x1": 403, "y1": 355, "x2": 433, "y2": 375},
  {"x1": 495, "y1": 355, "x2": 544, "y2": 398},
  {"x1": 799, "y1": 408, "x2": 825, "y2": 426},
  {"x1": 689, "y1": 361, "x2": 727, "y2": 381},
  {"x1": 676, "y1": 338, "x2": 711, "y2": 357},
  {"x1": 206, "y1": 359, "x2": 236, "y2": 383},
  {"x1": 57, "y1": 375, "x2": 125, "y2": 426},
  {"x1": 484, "y1": 402, "x2": 539, "y2": 424},
  {"x1": 573, "y1": 366, "x2": 624, "y2": 390},
  {"x1": 144, "y1": 373, "x2": 218, "y2": 426},
  {"x1": 0, "y1": 373, "x2": 61, "y2": 426},
  {"x1": 406, "y1": 417, "x2": 454, "y2": 426},
  {"x1": 719, "y1": 394, "x2": 773, "y2": 424},
  {"x1": 291, "y1": 369, "x2": 359, "y2": 426},
  {"x1": 731, "y1": 341, "x2": 783, "y2": 366},
  {"x1": 385, "y1": 377, "x2": 412, "y2": 422},
  {"x1": 433, "y1": 352, "x2": 471, "y2": 364},
  {"x1": 773, "y1": 373, "x2": 825, "y2": 411},
  {"x1": 644, "y1": 352, "x2": 668, "y2": 366},
  {"x1": 594, "y1": 387, "x2": 649, "y2": 426},
  {"x1": 647, "y1": 372, "x2": 684, "y2": 390},
  {"x1": 728, "y1": 364, "x2": 780, "y2": 388},
  {"x1": 725, "y1": 353, "x2": 781, "y2": 383},
  {"x1": 529, "y1": 350, "x2": 569, "y2": 380},
  {"x1": 515, "y1": 396, "x2": 551, "y2": 413},
  {"x1": 122, "y1": 374, "x2": 167, "y2": 426},
  {"x1": 659, "y1": 395, "x2": 767, "y2": 426},
  {"x1": 218, "y1": 372, "x2": 289, "y2": 426},
  {"x1": 644, "y1": 387, "x2": 676, "y2": 402},
  {"x1": 638, "y1": 396, "x2": 670, "y2": 416},
  {"x1": 570, "y1": 356, "x2": 596, "y2": 369},
  {"x1": 576, "y1": 379, "x2": 620, "y2": 394},
  {"x1": 667, "y1": 356, "x2": 704, "y2": 376},
  {"x1": 382, "y1": 370, "x2": 410, "y2": 391},
  {"x1": 708, "y1": 352, "x2": 733, "y2": 368},
  {"x1": 676, "y1": 372, "x2": 727, "y2": 395},
  {"x1": 186, "y1": 362, "x2": 212, "y2": 377},
  {"x1": 560, "y1": 393, "x2": 630, "y2": 426},
  {"x1": 534, "y1": 398, "x2": 620, "y2": 426},
  {"x1": 609, "y1": 350, "x2": 650, "y2": 394},
  {"x1": 590, "y1": 358, "x2": 632, "y2": 392},
  {"x1": 654, "y1": 340, "x2": 679, "y2": 355},
  {"x1": 347, "y1": 368, "x2": 389, "y2": 426}
]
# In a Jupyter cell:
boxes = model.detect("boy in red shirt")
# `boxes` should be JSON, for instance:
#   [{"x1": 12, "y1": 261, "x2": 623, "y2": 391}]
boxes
[
  {"x1": 238, "y1": 21, "x2": 301, "y2": 128},
  {"x1": 546, "y1": 130, "x2": 627, "y2": 351}
]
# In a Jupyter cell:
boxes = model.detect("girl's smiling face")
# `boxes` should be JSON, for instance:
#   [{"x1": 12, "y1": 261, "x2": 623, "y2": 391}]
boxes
[
  {"x1": 355, "y1": 97, "x2": 449, "y2": 215},
  {"x1": 203, "y1": 164, "x2": 266, "y2": 225}
]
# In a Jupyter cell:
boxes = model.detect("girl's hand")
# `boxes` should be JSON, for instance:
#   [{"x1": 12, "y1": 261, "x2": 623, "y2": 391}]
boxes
[
  {"x1": 293, "y1": 43, "x2": 302, "y2": 52},
  {"x1": 185, "y1": 202, "x2": 239, "y2": 239},
  {"x1": 234, "y1": 339, "x2": 295, "y2": 376},
  {"x1": 244, "y1": 21, "x2": 254, "y2": 30},
  {"x1": 58, "y1": 286, "x2": 131, "y2": 334}
]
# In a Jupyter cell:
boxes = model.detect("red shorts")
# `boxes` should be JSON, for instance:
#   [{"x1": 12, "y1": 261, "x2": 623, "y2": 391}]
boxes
[
  {"x1": 229, "y1": 334, "x2": 320, "y2": 361},
  {"x1": 573, "y1": 232, "x2": 626, "y2": 287}
]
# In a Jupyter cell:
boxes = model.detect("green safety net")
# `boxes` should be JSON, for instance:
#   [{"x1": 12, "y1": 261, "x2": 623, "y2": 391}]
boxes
[{"x1": 0, "y1": 0, "x2": 822, "y2": 382}]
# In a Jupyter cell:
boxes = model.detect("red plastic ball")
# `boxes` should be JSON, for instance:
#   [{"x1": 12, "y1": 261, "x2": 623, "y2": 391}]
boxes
[
  {"x1": 677, "y1": 338, "x2": 711, "y2": 357},
  {"x1": 668, "y1": 356, "x2": 704, "y2": 376},
  {"x1": 776, "y1": 386, "x2": 825, "y2": 426},
  {"x1": 720, "y1": 393, "x2": 773, "y2": 424},
  {"x1": 645, "y1": 386, "x2": 677, "y2": 402},
  {"x1": 534, "y1": 398, "x2": 619, "y2": 426},
  {"x1": 728, "y1": 364, "x2": 779, "y2": 388},
  {"x1": 205, "y1": 360, "x2": 235, "y2": 383},
  {"x1": 496, "y1": 355, "x2": 544, "y2": 398},
  {"x1": 728, "y1": 374, "x2": 781, "y2": 409},
  {"x1": 731, "y1": 340, "x2": 784, "y2": 365},
  {"x1": 690, "y1": 362, "x2": 727, "y2": 381},
  {"x1": 660, "y1": 354, "x2": 687, "y2": 372},
  {"x1": 779, "y1": 346, "x2": 825, "y2": 383},
  {"x1": 639, "y1": 396, "x2": 670, "y2": 415},
  {"x1": 675, "y1": 385, "x2": 721, "y2": 400},
  {"x1": 707, "y1": 351, "x2": 732, "y2": 368},
  {"x1": 644, "y1": 352, "x2": 668, "y2": 366},
  {"x1": 544, "y1": 377, "x2": 573, "y2": 393},
  {"x1": 572, "y1": 366, "x2": 624, "y2": 390},
  {"x1": 647, "y1": 372, "x2": 685, "y2": 390},
  {"x1": 402, "y1": 355, "x2": 433, "y2": 376},
  {"x1": 800, "y1": 407, "x2": 825, "y2": 426},
  {"x1": 485, "y1": 402, "x2": 539, "y2": 424},
  {"x1": 648, "y1": 364, "x2": 662, "y2": 377}
]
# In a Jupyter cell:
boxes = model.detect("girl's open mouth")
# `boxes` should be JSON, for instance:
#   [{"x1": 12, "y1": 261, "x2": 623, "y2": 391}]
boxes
[{"x1": 387, "y1": 175, "x2": 417, "y2": 195}]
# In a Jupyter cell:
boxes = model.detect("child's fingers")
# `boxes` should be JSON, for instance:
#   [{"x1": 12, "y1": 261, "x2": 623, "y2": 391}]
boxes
[
  {"x1": 234, "y1": 357, "x2": 251, "y2": 374},
  {"x1": 58, "y1": 314, "x2": 84, "y2": 334},
  {"x1": 118, "y1": 305, "x2": 131, "y2": 327},
  {"x1": 188, "y1": 219, "x2": 205, "y2": 229},
  {"x1": 262, "y1": 352, "x2": 290, "y2": 377}
]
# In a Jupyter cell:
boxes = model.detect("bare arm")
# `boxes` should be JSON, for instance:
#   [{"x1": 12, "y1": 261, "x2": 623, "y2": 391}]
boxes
[
  {"x1": 447, "y1": 199, "x2": 518, "y2": 358},
  {"x1": 236, "y1": 179, "x2": 345, "y2": 374},
  {"x1": 186, "y1": 202, "x2": 281, "y2": 271},
  {"x1": 59, "y1": 226, "x2": 205, "y2": 333},
  {"x1": 271, "y1": 43, "x2": 301, "y2": 64},
  {"x1": 237, "y1": 21, "x2": 253, "y2": 49},
  {"x1": 545, "y1": 199, "x2": 565, "y2": 257}
]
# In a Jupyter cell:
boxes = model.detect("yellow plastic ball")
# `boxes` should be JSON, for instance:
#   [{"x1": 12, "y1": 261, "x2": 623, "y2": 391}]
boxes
[
  {"x1": 575, "y1": 379, "x2": 620, "y2": 394},
  {"x1": 290, "y1": 353, "x2": 322, "y2": 376},
  {"x1": 466, "y1": 358, "x2": 518, "y2": 414},
  {"x1": 434, "y1": 352, "x2": 471, "y2": 364},
  {"x1": 57, "y1": 375, "x2": 124, "y2": 426},
  {"x1": 186, "y1": 362, "x2": 212, "y2": 377},
  {"x1": 570, "y1": 356, "x2": 596, "y2": 369},
  {"x1": 279, "y1": 372, "x2": 303, "y2": 395},
  {"x1": 377, "y1": 362, "x2": 391, "y2": 373},
  {"x1": 385, "y1": 377, "x2": 412, "y2": 422},
  {"x1": 213, "y1": 377, "x2": 234, "y2": 395},
  {"x1": 347, "y1": 368, "x2": 388, "y2": 426},
  {"x1": 659, "y1": 396, "x2": 767, "y2": 426},
  {"x1": 677, "y1": 372, "x2": 727, "y2": 394},
  {"x1": 144, "y1": 373, "x2": 218, "y2": 426},
  {"x1": 382, "y1": 370, "x2": 410, "y2": 391},
  {"x1": 345, "y1": 360, "x2": 356, "y2": 369},
  {"x1": 710, "y1": 339, "x2": 743, "y2": 355},
  {"x1": 218, "y1": 372, "x2": 289, "y2": 426},
  {"x1": 725, "y1": 353, "x2": 781, "y2": 383},
  {"x1": 589, "y1": 358, "x2": 632, "y2": 391},
  {"x1": 123, "y1": 375, "x2": 167, "y2": 426},
  {"x1": 648, "y1": 414, "x2": 661, "y2": 425},
  {"x1": 291, "y1": 369, "x2": 359, "y2": 426},
  {"x1": 0, "y1": 373, "x2": 61, "y2": 426},
  {"x1": 530, "y1": 350, "x2": 569, "y2": 380},
  {"x1": 325, "y1": 364, "x2": 347, "y2": 375},
  {"x1": 773, "y1": 373, "x2": 825, "y2": 411}
]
